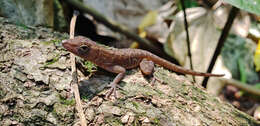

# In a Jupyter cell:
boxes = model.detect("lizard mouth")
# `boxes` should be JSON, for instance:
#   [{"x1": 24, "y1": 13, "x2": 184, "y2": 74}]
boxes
[
  {"x1": 62, "y1": 40, "x2": 75, "y2": 53},
  {"x1": 62, "y1": 40, "x2": 69, "y2": 49}
]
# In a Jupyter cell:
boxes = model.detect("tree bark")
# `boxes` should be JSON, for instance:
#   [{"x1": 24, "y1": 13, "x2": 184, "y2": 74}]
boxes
[{"x1": 0, "y1": 17, "x2": 259, "y2": 126}]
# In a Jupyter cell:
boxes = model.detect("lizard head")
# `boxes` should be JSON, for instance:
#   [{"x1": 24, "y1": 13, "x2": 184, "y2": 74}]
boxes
[{"x1": 62, "y1": 36, "x2": 96, "y2": 59}]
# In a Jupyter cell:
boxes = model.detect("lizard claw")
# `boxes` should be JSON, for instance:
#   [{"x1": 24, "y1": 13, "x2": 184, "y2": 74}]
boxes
[
  {"x1": 151, "y1": 76, "x2": 163, "y2": 86},
  {"x1": 105, "y1": 83, "x2": 118, "y2": 99},
  {"x1": 106, "y1": 83, "x2": 120, "y2": 88},
  {"x1": 150, "y1": 77, "x2": 156, "y2": 86}
]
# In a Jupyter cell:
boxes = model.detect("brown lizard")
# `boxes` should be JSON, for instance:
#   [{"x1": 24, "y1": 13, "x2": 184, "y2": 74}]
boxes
[{"x1": 62, "y1": 36, "x2": 224, "y2": 98}]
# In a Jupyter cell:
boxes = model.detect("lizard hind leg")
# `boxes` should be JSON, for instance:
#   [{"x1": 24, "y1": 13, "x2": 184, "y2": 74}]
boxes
[
  {"x1": 140, "y1": 59, "x2": 156, "y2": 86},
  {"x1": 140, "y1": 58, "x2": 154, "y2": 75},
  {"x1": 105, "y1": 65, "x2": 126, "y2": 99}
]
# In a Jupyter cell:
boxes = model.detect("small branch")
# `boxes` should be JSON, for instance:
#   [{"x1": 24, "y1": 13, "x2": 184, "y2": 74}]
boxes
[
  {"x1": 202, "y1": 7, "x2": 239, "y2": 88},
  {"x1": 180, "y1": 0, "x2": 195, "y2": 82},
  {"x1": 70, "y1": 11, "x2": 87, "y2": 126},
  {"x1": 202, "y1": 0, "x2": 214, "y2": 8},
  {"x1": 64, "y1": 0, "x2": 175, "y2": 62},
  {"x1": 212, "y1": 0, "x2": 223, "y2": 10},
  {"x1": 219, "y1": 78, "x2": 260, "y2": 96}
]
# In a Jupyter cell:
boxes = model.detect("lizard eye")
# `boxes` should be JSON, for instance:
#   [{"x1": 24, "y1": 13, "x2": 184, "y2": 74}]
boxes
[{"x1": 78, "y1": 45, "x2": 90, "y2": 54}]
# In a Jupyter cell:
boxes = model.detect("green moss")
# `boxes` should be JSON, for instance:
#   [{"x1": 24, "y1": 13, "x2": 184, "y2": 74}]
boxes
[
  {"x1": 51, "y1": 39, "x2": 62, "y2": 45},
  {"x1": 84, "y1": 61, "x2": 97, "y2": 73},
  {"x1": 105, "y1": 116, "x2": 123, "y2": 125},
  {"x1": 190, "y1": 96, "x2": 199, "y2": 101},
  {"x1": 41, "y1": 41, "x2": 53, "y2": 45},
  {"x1": 153, "y1": 89, "x2": 164, "y2": 96},
  {"x1": 43, "y1": 54, "x2": 60, "y2": 67},
  {"x1": 135, "y1": 112, "x2": 147, "y2": 118},
  {"x1": 81, "y1": 94, "x2": 91, "y2": 102},
  {"x1": 52, "y1": 103, "x2": 74, "y2": 121},
  {"x1": 132, "y1": 101, "x2": 139, "y2": 109},
  {"x1": 59, "y1": 97, "x2": 75, "y2": 106},
  {"x1": 14, "y1": 113, "x2": 22, "y2": 120},
  {"x1": 41, "y1": 39, "x2": 62, "y2": 46},
  {"x1": 15, "y1": 22, "x2": 29, "y2": 30},
  {"x1": 0, "y1": 87, "x2": 6, "y2": 99},
  {"x1": 153, "y1": 118, "x2": 160, "y2": 125},
  {"x1": 133, "y1": 117, "x2": 142, "y2": 126}
]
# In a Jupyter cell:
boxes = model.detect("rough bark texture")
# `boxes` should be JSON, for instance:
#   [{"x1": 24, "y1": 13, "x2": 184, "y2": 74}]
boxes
[{"x1": 0, "y1": 17, "x2": 259, "y2": 126}]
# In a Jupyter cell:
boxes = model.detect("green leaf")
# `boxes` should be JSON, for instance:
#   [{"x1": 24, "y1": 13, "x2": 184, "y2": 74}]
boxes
[
  {"x1": 254, "y1": 83, "x2": 260, "y2": 89},
  {"x1": 238, "y1": 58, "x2": 247, "y2": 83},
  {"x1": 254, "y1": 40, "x2": 260, "y2": 71},
  {"x1": 177, "y1": 0, "x2": 199, "y2": 10},
  {"x1": 223, "y1": 0, "x2": 260, "y2": 15},
  {"x1": 138, "y1": 10, "x2": 158, "y2": 32}
]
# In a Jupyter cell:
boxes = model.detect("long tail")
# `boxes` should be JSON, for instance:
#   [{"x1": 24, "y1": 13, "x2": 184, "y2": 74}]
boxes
[{"x1": 146, "y1": 53, "x2": 224, "y2": 77}]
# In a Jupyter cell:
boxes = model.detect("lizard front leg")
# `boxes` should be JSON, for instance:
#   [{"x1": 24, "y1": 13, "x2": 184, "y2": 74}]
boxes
[{"x1": 104, "y1": 65, "x2": 126, "y2": 99}]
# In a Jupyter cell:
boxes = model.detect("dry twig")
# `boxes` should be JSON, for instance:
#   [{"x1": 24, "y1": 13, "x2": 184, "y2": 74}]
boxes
[
  {"x1": 219, "y1": 78, "x2": 260, "y2": 96},
  {"x1": 69, "y1": 11, "x2": 87, "y2": 126}
]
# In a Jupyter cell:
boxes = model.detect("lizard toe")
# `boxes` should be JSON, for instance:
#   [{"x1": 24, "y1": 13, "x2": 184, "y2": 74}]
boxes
[{"x1": 105, "y1": 84, "x2": 117, "y2": 99}]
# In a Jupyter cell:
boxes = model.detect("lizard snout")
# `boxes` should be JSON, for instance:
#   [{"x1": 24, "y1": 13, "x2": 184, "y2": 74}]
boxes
[
  {"x1": 62, "y1": 39, "x2": 68, "y2": 44},
  {"x1": 62, "y1": 40, "x2": 70, "y2": 50}
]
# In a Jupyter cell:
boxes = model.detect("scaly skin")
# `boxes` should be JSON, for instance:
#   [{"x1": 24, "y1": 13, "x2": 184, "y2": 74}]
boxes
[{"x1": 62, "y1": 36, "x2": 224, "y2": 98}]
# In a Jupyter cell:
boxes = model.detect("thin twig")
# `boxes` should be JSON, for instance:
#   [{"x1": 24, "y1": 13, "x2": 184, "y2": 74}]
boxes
[
  {"x1": 63, "y1": 0, "x2": 176, "y2": 62},
  {"x1": 212, "y1": 0, "x2": 223, "y2": 10},
  {"x1": 219, "y1": 78, "x2": 260, "y2": 96},
  {"x1": 202, "y1": 7, "x2": 239, "y2": 88},
  {"x1": 180, "y1": 0, "x2": 195, "y2": 82},
  {"x1": 202, "y1": 0, "x2": 214, "y2": 7},
  {"x1": 70, "y1": 11, "x2": 87, "y2": 126}
]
